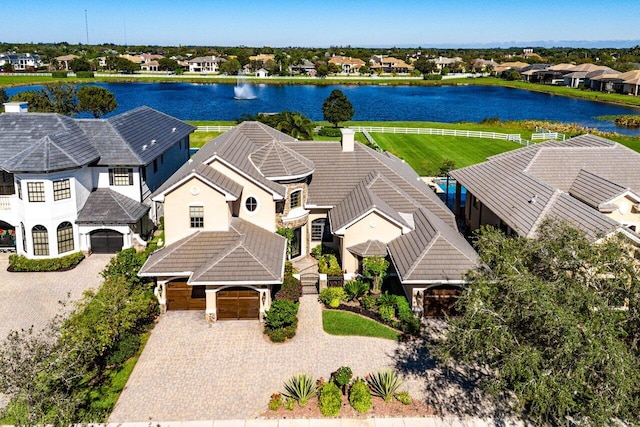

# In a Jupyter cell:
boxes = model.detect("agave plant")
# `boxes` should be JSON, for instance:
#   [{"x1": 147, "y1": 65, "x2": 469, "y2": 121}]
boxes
[
  {"x1": 366, "y1": 369, "x2": 403, "y2": 402},
  {"x1": 282, "y1": 373, "x2": 317, "y2": 407}
]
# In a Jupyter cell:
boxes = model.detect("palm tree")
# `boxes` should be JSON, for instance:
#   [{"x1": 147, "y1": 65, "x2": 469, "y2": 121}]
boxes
[{"x1": 275, "y1": 111, "x2": 314, "y2": 140}]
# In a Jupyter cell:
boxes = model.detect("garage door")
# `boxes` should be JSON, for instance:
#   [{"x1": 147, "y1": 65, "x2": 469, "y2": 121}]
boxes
[
  {"x1": 90, "y1": 229, "x2": 123, "y2": 253},
  {"x1": 217, "y1": 288, "x2": 260, "y2": 320},
  {"x1": 166, "y1": 282, "x2": 206, "y2": 311},
  {"x1": 424, "y1": 287, "x2": 461, "y2": 317}
]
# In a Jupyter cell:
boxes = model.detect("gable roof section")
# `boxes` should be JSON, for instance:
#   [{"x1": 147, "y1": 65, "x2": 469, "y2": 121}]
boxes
[
  {"x1": 0, "y1": 113, "x2": 100, "y2": 173},
  {"x1": 347, "y1": 239, "x2": 388, "y2": 257},
  {"x1": 139, "y1": 217, "x2": 286, "y2": 284},
  {"x1": 153, "y1": 163, "x2": 242, "y2": 201},
  {"x1": 388, "y1": 208, "x2": 478, "y2": 282},
  {"x1": 249, "y1": 140, "x2": 314, "y2": 180},
  {"x1": 76, "y1": 188, "x2": 149, "y2": 224},
  {"x1": 569, "y1": 169, "x2": 630, "y2": 209}
]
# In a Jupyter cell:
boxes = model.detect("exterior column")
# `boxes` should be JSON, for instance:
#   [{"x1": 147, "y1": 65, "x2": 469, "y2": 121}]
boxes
[
  {"x1": 454, "y1": 182, "x2": 462, "y2": 218},
  {"x1": 205, "y1": 289, "x2": 217, "y2": 323}
]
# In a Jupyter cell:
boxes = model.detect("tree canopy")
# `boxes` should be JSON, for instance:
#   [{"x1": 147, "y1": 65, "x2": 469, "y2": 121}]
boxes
[
  {"x1": 11, "y1": 83, "x2": 117, "y2": 117},
  {"x1": 434, "y1": 219, "x2": 640, "y2": 425},
  {"x1": 322, "y1": 89, "x2": 354, "y2": 127},
  {"x1": 237, "y1": 110, "x2": 314, "y2": 140},
  {"x1": 77, "y1": 85, "x2": 118, "y2": 118}
]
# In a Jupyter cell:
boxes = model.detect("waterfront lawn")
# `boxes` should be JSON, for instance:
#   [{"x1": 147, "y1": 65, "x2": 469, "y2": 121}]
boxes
[
  {"x1": 373, "y1": 133, "x2": 522, "y2": 176},
  {"x1": 190, "y1": 132, "x2": 222, "y2": 148},
  {"x1": 322, "y1": 310, "x2": 401, "y2": 341}
]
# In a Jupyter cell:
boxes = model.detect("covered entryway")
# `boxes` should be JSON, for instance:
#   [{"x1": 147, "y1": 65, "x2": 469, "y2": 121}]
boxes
[
  {"x1": 216, "y1": 287, "x2": 260, "y2": 320},
  {"x1": 90, "y1": 229, "x2": 124, "y2": 253},
  {"x1": 423, "y1": 286, "x2": 461, "y2": 317},
  {"x1": 0, "y1": 220, "x2": 16, "y2": 252},
  {"x1": 166, "y1": 281, "x2": 206, "y2": 311}
]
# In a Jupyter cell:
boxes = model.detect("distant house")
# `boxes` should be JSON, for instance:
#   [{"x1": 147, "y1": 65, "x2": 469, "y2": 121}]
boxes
[
  {"x1": 290, "y1": 59, "x2": 316, "y2": 76},
  {"x1": 0, "y1": 103, "x2": 195, "y2": 257},
  {"x1": 140, "y1": 60, "x2": 160, "y2": 72},
  {"x1": 119, "y1": 53, "x2": 164, "y2": 65},
  {"x1": 249, "y1": 53, "x2": 275, "y2": 66},
  {"x1": 450, "y1": 134, "x2": 640, "y2": 243},
  {"x1": 188, "y1": 56, "x2": 226, "y2": 73},
  {"x1": 494, "y1": 61, "x2": 529, "y2": 75},
  {"x1": 255, "y1": 68, "x2": 269, "y2": 78},
  {"x1": 140, "y1": 123, "x2": 477, "y2": 322},
  {"x1": 0, "y1": 52, "x2": 42, "y2": 71},
  {"x1": 369, "y1": 55, "x2": 414, "y2": 74},
  {"x1": 328, "y1": 56, "x2": 366, "y2": 74},
  {"x1": 432, "y1": 56, "x2": 463, "y2": 72}
]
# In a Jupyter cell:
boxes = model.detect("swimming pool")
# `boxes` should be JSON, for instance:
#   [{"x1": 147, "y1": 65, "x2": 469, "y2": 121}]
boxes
[{"x1": 434, "y1": 177, "x2": 466, "y2": 210}]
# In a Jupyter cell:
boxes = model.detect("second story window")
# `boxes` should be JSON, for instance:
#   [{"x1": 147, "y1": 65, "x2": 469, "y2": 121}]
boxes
[
  {"x1": 290, "y1": 190, "x2": 302, "y2": 209},
  {"x1": 53, "y1": 179, "x2": 71, "y2": 201},
  {"x1": 16, "y1": 181, "x2": 22, "y2": 200},
  {"x1": 190, "y1": 206, "x2": 204, "y2": 228},
  {"x1": 27, "y1": 182, "x2": 45, "y2": 202},
  {"x1": 109, "y1": 168, "x2": 133, "y2": 186}
]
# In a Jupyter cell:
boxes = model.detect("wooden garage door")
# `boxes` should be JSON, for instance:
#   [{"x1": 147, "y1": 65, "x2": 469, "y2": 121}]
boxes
[
  {"x1": 217, "y1": 288, "x2": 260, "y2": 320},
  {"x1": 90, "y1": 229, "x2": 123, "y2": 253},
  {"x1": 166, "y1": 282, "x2": 206, "y2": 311},
  {"x1": 424, "y1": 287, "x2": 461, "y2": 317}
]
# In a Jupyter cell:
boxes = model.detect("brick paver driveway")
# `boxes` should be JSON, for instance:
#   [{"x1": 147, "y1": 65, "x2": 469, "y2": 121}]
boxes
[{"x1": 109, "y1": 297, "x2": 427, "y2": 421}]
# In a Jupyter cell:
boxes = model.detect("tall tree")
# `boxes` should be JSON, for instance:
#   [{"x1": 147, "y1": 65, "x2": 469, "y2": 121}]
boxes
[
  {"x1": 77, "y1": 85, "x2": 118, "y2": 118},
  {"x1": 157, "y1": 57, "x2": 179, "y2": 71},
  {"x1": 322, "y1": 89, "x2": 354, "y2": 128},
  {"x1": 68, "y1": 57, "x2": 92, "y2": 72},
  {"x1": 434, "y1": 219, "x2": 640, "y2": 425}
]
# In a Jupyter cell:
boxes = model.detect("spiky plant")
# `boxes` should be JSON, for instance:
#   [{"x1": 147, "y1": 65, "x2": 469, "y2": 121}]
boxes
[
  {"x1": 282, "y1": 373, "x2": 317, "y2": 407},
  {"x1": 366, "y1": 369, "x2": 403, "y2": 402}
]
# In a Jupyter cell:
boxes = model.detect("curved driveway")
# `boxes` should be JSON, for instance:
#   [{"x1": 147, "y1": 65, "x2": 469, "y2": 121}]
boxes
[{"x1": 109, "y1": 296, "x2": 427, "y2": 421}]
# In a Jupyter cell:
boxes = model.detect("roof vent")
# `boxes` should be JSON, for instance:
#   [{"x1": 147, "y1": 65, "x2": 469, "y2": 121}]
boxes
[
  {"x1": 142, "y1": 144, "x2": 148, "y2": 151},
  {"x1": 528, "y1": 195, "x2": 537, "y2": 204},
  {"x1": 172, "y1": 127, "x2": 176, "y2": 132},
  {"x1": 188, "y1": 158, "x2": 193, "y2": 164},
  {"x1": 151, "y1": 139, "x2": 156, "y2": 145}
]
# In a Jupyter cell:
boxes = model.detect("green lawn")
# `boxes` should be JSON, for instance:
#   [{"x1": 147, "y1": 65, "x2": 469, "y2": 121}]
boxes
[
  {"x1": 189, "y1": 132, "x2": 222, "y2": 148},
  {"x1": 373, "y1": 133, "x2": 522, "y2": 176},
  {"x1": 322, "y1": 310, "x2": 401, "y2": 341}
]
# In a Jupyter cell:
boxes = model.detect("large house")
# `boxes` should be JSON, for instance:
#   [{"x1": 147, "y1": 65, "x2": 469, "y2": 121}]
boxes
[
  {"x1": 140, "y1": 123, "x2": 477, "y2": 322},
  {"x1": 188, "y1": 56, "x2": 226, "y2": 73},
  {"x1": 0, "y1": 52, "x2": 42, "y2": 71},
  {"x1": 449, "y1": 134, "x2": 640, "y2": 243},
  {"x1": 0, "y1": 103, "x2": 195, "y2": 257},
  {"x1": 369, "y1": 56, "x2": 414, "y2": 74},
  {"x1": 328, "y1": 56, "x2": 366, "y2": 74}
]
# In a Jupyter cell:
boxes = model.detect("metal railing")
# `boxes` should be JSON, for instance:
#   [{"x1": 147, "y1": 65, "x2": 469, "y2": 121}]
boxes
[{"x1": 0, "y1": 195, "x2": 13, "y2": 210}]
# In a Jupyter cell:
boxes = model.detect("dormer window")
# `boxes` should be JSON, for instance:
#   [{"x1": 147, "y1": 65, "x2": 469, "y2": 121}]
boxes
[{"x1": 290, "y1": 190, "x2": 302, "y2": 210}]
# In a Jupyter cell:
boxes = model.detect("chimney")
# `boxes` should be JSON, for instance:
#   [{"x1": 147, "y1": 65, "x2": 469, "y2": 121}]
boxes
[
  {"x1": 3, "y1": 102, "x2": 28, "y2": 113},
  {"x1": 340, "y1": 128, "x2": 355, "y2": 152}
]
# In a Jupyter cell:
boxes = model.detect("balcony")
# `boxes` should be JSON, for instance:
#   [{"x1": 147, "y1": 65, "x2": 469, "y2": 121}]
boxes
[{"x1": 0, "y1": 195, "x2": 15, "y2": 210}]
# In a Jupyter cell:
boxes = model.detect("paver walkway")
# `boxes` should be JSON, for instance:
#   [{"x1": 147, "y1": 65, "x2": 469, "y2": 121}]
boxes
[{"x1": 109, "y1": 297, "x2": 426, "y2": 422}]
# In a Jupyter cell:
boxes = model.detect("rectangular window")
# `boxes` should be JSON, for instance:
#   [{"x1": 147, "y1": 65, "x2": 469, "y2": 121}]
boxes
[
  {"x1": 190, "y1": 206, "x2": 204, "y2": 228},
  {"x1": 0, "y1": 171, "x2": 14, "y2": 196},
  {"x1": 109, "y1": 168, "x2": 133, "y2": 186},
  {"x1": 53, "y1": 179, "x2": 71, "y2": 201},
  {"x1": 312, "y1": 223, "x2": 324, "y2": 241},
  {"x1": 290, "y1": 190, "x2": 301, "y2": 209},
  {"x1": 16, "y1": 180, "x2": 22, "y2": 200},
  {"x1": 27, "y1": 182, "x2": 45, "y2": 202}
]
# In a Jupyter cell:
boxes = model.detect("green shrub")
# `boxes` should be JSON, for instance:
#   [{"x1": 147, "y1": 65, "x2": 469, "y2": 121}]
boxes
[
  {"x1": 8, "y1": 251, "x2": 84, "y2": 272},
  {"x1": 367, "y1": 369, "x2": 403, "y2": 402},
  {"x1": 284, "y1": 397, "x2": 296, "y2": 410},
  {"x1": 282, "y1": 374, "x2": 317, "y2": 407},
  {"x1": 344, "y1": 279, "x2": 369, "y2": 301},
  {"x1": 318, "y1": 254, "x2": 342, "y2": 275},
  {"x1": 276, "y1": 274, "x2": 303, "y2": 302},
  {"x1": 76, "y1": 71, "x2": 95, "y2": 78},
  {"x1": 51, "y1": 71, "x2": 68, "y2": 78},
  {"x1": 377, "y1": 292, "x2": 395, "y2": 308},
  {"x1": 360, "y1": 294, "x2": 378, "y2": 310},
  {"x1": 379, "y1": 304, "x2": 395, "y2": 323},
  {"x1": 266, "y1": 327, "x2": 287, "y2": 343},
  {"x1": 395, "y1": 391, "x2": 412, "y2": 405},
  {"x1": 349, "y1": 379, "x2": 372, "y2": 413},
  {"x1": 318, "y1": 127, "x2": 343, "y2": 137},
  {"x1": 319, "y1": 381, "x2": 342, "y2": 417},
  {"x1": 331, "y1": 366, "x2": 353, "y2": 392},
  {"x1": 105, "y1": 331, "x2": 141, "y2": 367},
  {"x1": 283, "y1": 322, "x2": 298, "y2": 339},
  {"x1": 423, "y1": 74, "x2": 442, "y2": 80},
  {"x1": 101, "y1": 248, "x2": 148, "y2": 286},
  {"x1": 311, "y1": 244, "x2": 323, "y2": 259},
  {"x1": 319, "y1": 287, "x2": 346, "y2": 308},
  {"x1": 265, "y1": 300, "x2": 298, "y2": 329},
  {"x1": 268, "y1": 393, "x2": 283, "y2": 411}
]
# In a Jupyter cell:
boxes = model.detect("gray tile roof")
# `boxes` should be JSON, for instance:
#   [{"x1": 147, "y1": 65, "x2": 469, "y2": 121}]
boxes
[
  {"x1": 347, "y1": 239, "x2": 388, "y2": 257},
  {"x1": 388, "y1": 208, "x2": 478, "y2": 282},
  {"x1": 569, "y1": 169, "x2": 629, "y2": 209},
  {"x1": 450, "y1": 134, "x2": 635, "y2": 239},
  {"x1": 139, "y1": 217, "x2": 286, "y2": 284},
  {"x1": 249, "y1": 140, "x2": 314, "y2": 179},
  {"x1": 76, "y1": 188, "x2": 149, "y2": 224},
  {"x1": 0, "y1": 113, "x2": 100, "y2": 173}
]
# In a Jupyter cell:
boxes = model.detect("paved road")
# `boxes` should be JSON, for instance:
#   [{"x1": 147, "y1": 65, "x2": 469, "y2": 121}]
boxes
[{"x1": 109, "y1": 297, "x2": 427, "y2": 422}]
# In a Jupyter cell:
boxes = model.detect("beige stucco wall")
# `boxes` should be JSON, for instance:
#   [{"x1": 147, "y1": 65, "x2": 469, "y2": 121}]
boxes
[
  {"x1": 210, "y1": 161, "x2": 277, "y2": 232},
  {"x1": 163, "y1": 176, "x2": 231, "y2": 245},
  {"x1": 603, "y1": 195, "x2": 640, "y2": 231},
  {"x1": 464, "y1": 192, "x2": 502, "y2": 233},
  {"x1": 341, "y1": 211, "x2": 402, "y2": 274}
]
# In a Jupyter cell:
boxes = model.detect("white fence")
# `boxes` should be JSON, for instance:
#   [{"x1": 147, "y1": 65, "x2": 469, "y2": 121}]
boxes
[
  {"x1": 348, "y1": 126, "x2": 522, "y2": 142},
  {"x1": 196, "y1": 125, "x2": 234, "y2": 132},
  {"x1": 531, "y1": 132, "x2": 565, "y2": 141}
]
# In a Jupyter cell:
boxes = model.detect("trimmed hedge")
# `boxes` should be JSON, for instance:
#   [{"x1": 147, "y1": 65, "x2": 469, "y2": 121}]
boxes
[
  {"x1": 317, "y1": 127, "x2": 343, "y2": 137},
  {"x1": 423, "y1": 74, "x2": 443, "y2": 80},
  {"x1": 76, "y1": 71, "x2": 95, "y2": 78},
  {"x1": 8, "y1": 251, "x2": 85, "y2": 272},
  {"x1": 51, "y1": 71, "x2": 68, "y2": 78}
]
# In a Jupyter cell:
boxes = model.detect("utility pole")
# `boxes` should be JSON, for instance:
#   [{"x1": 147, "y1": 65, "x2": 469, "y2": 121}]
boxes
[{"x1": 84, "y1": 10, "x2": 89, "y2": 44}]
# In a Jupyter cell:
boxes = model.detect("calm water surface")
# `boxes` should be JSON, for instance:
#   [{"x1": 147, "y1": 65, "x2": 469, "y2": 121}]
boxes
[{"x1": 7, "y1": 82, "x2": 640, "y2": 135}]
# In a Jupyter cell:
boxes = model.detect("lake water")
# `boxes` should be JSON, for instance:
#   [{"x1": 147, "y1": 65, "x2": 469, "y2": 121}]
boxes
[{"x1": 6, "y1": 82, "x2": 640, "y2": 135}]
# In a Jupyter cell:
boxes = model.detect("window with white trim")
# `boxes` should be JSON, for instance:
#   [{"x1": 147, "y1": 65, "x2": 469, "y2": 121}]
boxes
[
  {"x1": 290, "y1": 190, "x2": 302, "y2": 209},
  {"x1": 53, "y1": 179, "x2": 71, "y2": 201},
  {"x1": 27, "y1": 182, "x2": 45, "y2": 202},
  {"x1": 32, "y1": 225, "x2": 49, "y2": 256},
  {"x1": 245, "y1": 196, "x2": 258, "y2": 213},
  {"x1": 190, "y1": 206, "x2": 204, "y2": 228},
  {"x1": 109, "y1": 168, "x2": 133, "y2": 186}
]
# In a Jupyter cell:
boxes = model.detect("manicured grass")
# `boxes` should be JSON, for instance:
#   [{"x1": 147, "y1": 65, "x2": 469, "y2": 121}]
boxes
[
  {"x1": 190, "y1": 132, "x2": 222, "y2": 148},
  {"x1": 322, "y1": 310, "x2": 401, "y2": 341},
  {"x1": 373, "y1": 133, "x2": 522, "y2": 176}
]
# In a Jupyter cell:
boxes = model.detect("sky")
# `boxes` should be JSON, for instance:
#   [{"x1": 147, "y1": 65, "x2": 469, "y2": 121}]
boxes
[{"x1": 2, "y1": 0, "x2": 639, "y2": 48}]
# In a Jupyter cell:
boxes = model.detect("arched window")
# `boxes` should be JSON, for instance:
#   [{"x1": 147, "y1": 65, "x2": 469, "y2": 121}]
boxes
[
  {"x1": 57, "y1": 222, "x2": 74, "y2": 254},
  {"x1": 32, "y1": 225, "x2": 49, "y2": 256},
  {"x1": 311, "y1": 218, "x2": 332, "y2": 242},
  {"x1": 20, "y1": 222, "x2": 26, "y2": 252}
]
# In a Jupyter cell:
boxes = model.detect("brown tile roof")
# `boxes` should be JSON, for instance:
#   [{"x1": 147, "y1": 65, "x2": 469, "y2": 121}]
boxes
[
  {"x1": 249, "y1": 140, "x2": 314, "y2": 179},
  {"x1": 328, "y1": 56, "x2": 365, "y2": 66},
  {"x1": 347, "y1": 239, "x2": 388, "y2": 257},
  {"x1": 139, "y1": 217, "x2": 286, "y2": 284},
  {"x1": 388, "y1": 208, "x2": 478, "y2": 282}
]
